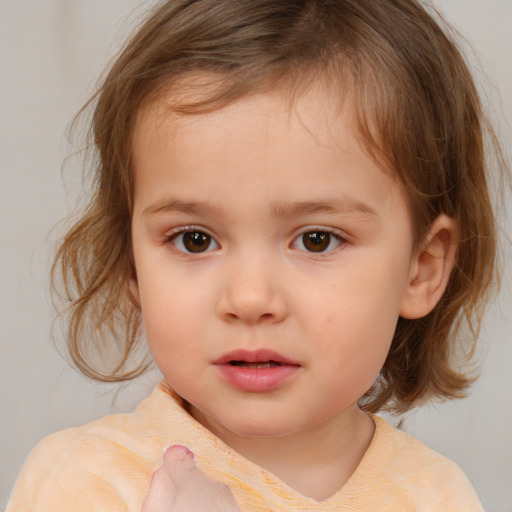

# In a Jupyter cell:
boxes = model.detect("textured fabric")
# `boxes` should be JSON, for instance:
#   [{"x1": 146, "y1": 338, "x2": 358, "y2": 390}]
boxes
[{"x1": 8, "y1": 382, "x2": 483, "y2": 511}]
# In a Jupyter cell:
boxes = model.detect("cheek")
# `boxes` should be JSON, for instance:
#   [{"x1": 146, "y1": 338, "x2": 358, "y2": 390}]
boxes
[
  {"x1": 136, "y1": 282, "x2": 186, "y2": 352},
  {"x1": 136, "y1": 268, "x2": 218, "y2": 358},
  {"x1": 308, "y1": 268, "x2": 405, "y2": 368}
]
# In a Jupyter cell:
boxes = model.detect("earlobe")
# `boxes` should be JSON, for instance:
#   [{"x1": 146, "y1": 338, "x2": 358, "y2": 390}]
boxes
[
  {"x1": 129, "y1": 277, "x2": 141, "y2": 308},
  {"x1": 400, "y1": 214, "x2": 459, "y2": 319}
]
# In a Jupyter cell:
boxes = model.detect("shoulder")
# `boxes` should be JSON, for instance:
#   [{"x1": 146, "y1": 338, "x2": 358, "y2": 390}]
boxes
[
  {"x1": 343, "y1": 415, "x2": 484, "y2": 511},
  {"x1": 6, "y1": 386, "x2": 172, "y2": 512}
]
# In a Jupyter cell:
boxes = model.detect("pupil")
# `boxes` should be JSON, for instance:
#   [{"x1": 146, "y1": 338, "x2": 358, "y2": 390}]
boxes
[
  {"x1": 183, "y1": 232, "x2": 210, "y2": 253},
  {"x1": 304, "y1": 232, "x2": 330, "y2": 252}
]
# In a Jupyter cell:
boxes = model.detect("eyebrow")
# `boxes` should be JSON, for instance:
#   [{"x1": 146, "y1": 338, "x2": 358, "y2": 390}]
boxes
[
  {"x1": 142, "y1": 196, "x2": 378, "y2": 220},
  {"x1": 269, "y1": 198, "x2": 378, "y2": 219},
  {"x1": 142, "y1": 199, "x2": 223, "y2": 218}
]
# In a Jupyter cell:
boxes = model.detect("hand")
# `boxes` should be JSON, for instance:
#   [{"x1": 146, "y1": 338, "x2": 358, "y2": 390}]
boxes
[{"x1": 142, "y1": 445, "x2": 242, "y2": 512}]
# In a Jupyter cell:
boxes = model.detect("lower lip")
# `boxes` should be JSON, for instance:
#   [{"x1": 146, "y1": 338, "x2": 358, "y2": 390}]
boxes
[{"x1": 216, "y1": 364, "x2": 300, "y2": 392}]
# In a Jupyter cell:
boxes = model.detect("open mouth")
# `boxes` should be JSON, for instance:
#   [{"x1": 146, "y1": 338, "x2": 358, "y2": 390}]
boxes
[
  {"x1": 215, "y1": 349, "x2": 299, "y2": 367},
  {"x1": 228, "y1": 360, "x2": 284, "y2": 368},
  {"x1": 216, "y1": 350, "x2": 300, "y2": 391}
]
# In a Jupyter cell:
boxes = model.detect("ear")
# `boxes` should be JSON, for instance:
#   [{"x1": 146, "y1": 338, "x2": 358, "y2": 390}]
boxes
[
  {"x1": 400, "y1": 214, "x2": 459, "y2": 319},
  {"x1": 129, "y1": 276, "x2": 141, "y2": 308}
]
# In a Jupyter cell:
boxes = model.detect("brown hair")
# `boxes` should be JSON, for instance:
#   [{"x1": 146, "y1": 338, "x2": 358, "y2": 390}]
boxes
[{"x1": 52, "y1": 0, "x2": 506, "y2": 412}]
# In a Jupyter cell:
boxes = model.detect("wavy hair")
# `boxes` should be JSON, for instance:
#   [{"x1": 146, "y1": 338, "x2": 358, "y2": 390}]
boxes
[{"x1": 52, "y1": 0, "x2": 506, "y2": 412}]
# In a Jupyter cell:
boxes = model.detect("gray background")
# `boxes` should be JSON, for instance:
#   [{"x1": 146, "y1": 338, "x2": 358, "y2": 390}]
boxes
[{"x1": 1, "y1": 1, "x2": 511, "y2": 510}]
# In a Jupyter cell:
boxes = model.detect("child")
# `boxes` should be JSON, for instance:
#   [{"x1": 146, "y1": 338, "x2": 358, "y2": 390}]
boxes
[{"x1": 7, "y1": 0, "x2": 507, "y2": 510}]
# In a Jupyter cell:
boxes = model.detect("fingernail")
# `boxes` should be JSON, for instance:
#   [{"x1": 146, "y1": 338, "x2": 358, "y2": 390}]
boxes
[{"x1": 163, "y1": 444, "x2": 195, "y2": 459}]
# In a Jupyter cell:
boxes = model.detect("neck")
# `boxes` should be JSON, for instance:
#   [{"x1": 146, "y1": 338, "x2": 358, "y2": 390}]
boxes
[{"x1": 192, "y1": 405, "x2": 375, "y2": 501}]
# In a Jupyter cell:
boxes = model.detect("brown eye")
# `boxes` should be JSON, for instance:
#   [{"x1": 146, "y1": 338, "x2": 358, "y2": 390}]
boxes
[
  {"x1": 302, "y1": 232, "x2": 331, "y2": 252},
  {"x1": 172, "y1": 231, "x2": 218, "y2": 253},
  {"x1": 183, "y1": 232, "x2": 210, "y2": 252},
  {"x1": 293, "y1": 230, "x2": 343, "y2": 253}
]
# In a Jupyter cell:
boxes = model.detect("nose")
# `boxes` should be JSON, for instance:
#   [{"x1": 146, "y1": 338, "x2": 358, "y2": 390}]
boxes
[{"x1": 216, "y1": 252, "x2": 288, "y2": 325}]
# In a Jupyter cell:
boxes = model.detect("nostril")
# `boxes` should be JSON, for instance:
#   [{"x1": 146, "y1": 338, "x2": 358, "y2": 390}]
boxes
[
  {"x1": 217, "y1": 283, "x2": 288, "y2": 324},
  {"x1": 223, "y1": 310, "x2": 276, "y2": 323}
]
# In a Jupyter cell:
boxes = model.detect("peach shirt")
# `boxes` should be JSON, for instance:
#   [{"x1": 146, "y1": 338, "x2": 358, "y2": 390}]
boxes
[{"x1": 7, "y1": 383, "x2": 483, "y2": 511}]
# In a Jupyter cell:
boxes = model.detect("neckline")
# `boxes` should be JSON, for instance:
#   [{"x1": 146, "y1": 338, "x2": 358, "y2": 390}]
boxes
[{"x1": 156, "y1": 382, "x2": 392, "y2": 507}]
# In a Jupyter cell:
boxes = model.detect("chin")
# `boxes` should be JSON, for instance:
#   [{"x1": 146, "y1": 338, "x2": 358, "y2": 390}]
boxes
[
  {"x1": 192, "y1": 405, "x2": 298, "y2": 439},
  {"x1": 232, "y1": 424, "x2": 293, "y2": 438},
  {"x1": 220, "y1": 413, "x2": 308, "y2": 439}
]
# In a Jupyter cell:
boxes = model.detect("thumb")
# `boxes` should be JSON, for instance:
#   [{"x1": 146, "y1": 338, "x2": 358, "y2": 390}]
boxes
[{"x1": 141, "y1": 465, "x2": 177, "y2": 512}]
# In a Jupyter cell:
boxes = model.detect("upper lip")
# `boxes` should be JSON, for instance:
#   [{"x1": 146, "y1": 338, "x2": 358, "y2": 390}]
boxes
[{"x1": 214, "y1": 349, "x2": 300, "y2": 366}]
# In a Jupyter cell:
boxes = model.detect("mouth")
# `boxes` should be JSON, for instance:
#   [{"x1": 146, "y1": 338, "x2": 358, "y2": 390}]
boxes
[
  {"x1": 228, "y1": 360, "x2": 285, "y2": 368},
  {"x1": 214, "y1": 349, "x2": 300, "y2": 367},
  {"x1": 214, "y1": 349, "x2": 301, "y2": 392}
]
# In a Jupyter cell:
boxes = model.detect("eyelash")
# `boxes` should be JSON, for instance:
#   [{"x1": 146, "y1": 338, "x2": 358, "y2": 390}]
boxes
[
  {"x1": 292, "y1": 226, "x2": 347, "y2": 254},
  {"x1": 165, "y1": 226, "x2": 219, "y2": 254},
  {"x1": 164, "y1": 226, "x2": 347, "y2": 255}
]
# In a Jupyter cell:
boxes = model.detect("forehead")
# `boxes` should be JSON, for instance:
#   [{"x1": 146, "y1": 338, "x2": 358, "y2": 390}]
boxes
[
  {"x1": 131, "y1": 70, "x2": 399, "y2": 182},
  {"x1": 132, "y1": 86, "x2": 351, "y2": 194},
  {"x1": 130, "y1": 84, "x2": 409, "y2": 230},
  {"x1": 134, "y1": 80, "x2": 360, "y2": 166}
]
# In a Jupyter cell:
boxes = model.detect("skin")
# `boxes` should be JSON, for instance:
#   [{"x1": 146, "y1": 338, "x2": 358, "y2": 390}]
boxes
[
  {"x1": 130, "y1": 84, "x2": 458, "y2": 507},
  {"x1": 142, "y1": 446, "x2": 241, "y2": 512}
]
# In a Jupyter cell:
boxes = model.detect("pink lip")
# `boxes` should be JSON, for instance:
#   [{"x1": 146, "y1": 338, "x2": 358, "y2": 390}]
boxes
[
  {"x1": 214, "y1": 349, "x2": 301, "y2": 393},
  {"x1": 214, "y1": 349, "x2": 299, "y2": 366}
]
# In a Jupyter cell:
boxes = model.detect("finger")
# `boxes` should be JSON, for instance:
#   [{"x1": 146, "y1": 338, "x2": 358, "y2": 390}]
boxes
[
  {"x1": 141, "y1": 465, "x2": 177, "y2": 512},
  {"x1": 162, "y1": 445, "x2": 241, "y2": 512},
  {"x1": 162, "y1": 445, "x2": 197, "y2": 485}
]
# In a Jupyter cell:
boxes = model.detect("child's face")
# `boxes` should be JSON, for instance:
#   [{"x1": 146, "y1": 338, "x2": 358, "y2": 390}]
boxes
[{"x1": 130, "y1": 86, "x2": 417, "y2": 439}]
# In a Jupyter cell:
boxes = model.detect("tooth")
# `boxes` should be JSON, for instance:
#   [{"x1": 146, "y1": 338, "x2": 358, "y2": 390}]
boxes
[{"x1": 228, "y1": 360, "x2": 283, "y2": 368}]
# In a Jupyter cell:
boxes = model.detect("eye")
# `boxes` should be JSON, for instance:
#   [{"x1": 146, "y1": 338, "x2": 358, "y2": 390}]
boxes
[
  {"x1": 170, "y1": 230, "x2": 219, "y2": 254},
  {"x1": 292, "y1": 230, "x2": 343, "y2": 253}
]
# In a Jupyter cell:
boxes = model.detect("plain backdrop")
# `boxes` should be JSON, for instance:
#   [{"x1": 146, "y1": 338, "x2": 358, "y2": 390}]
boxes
[{"x1": 0, "y1": 1, "x2": 511, "y2": 510}]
